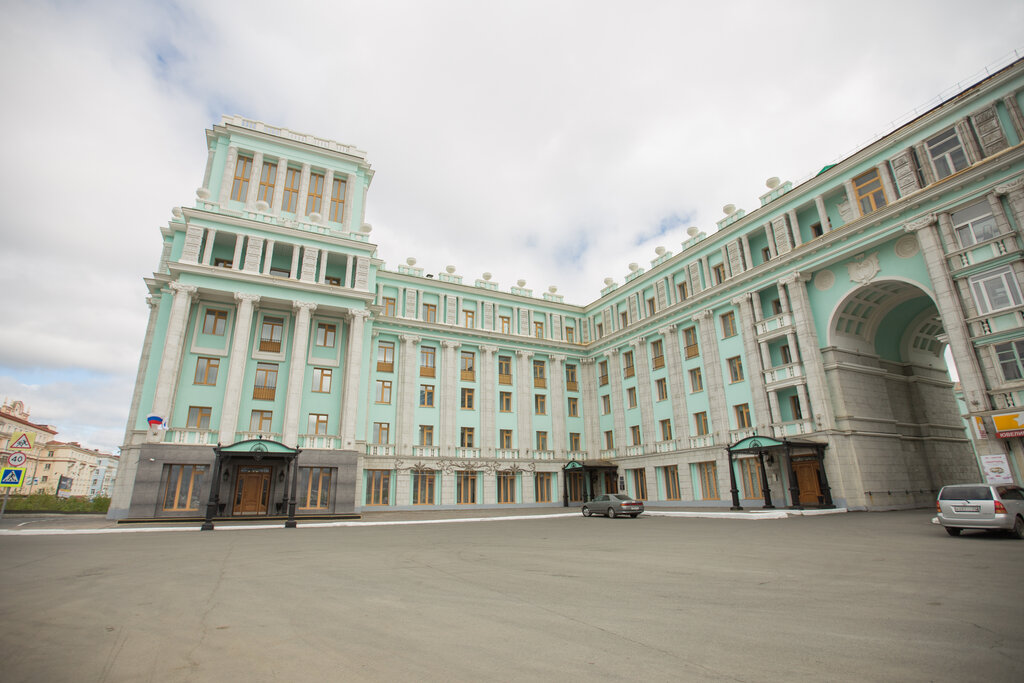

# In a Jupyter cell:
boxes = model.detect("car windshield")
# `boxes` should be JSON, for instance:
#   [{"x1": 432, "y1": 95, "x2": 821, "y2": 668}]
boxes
[
  {"x1": 611, "y1": 494, "x2": 632, "y2": 501},
  {"x1": 939, "y1": 486, "x2": 993, "y2": 500}
]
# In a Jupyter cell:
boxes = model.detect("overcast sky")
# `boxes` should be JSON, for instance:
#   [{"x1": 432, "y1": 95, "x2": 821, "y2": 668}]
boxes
[{"x1": 0, "y1": 0, "x2": 1021, "y2": 454}]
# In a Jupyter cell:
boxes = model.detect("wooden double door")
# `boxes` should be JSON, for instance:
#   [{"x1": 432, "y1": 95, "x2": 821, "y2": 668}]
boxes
[
  {"x1": 793, "y1": 459, "x2": 824, "y2": 507},
  {"x1": 234, "y1": 466, "x2": 271, "y2": 515}
]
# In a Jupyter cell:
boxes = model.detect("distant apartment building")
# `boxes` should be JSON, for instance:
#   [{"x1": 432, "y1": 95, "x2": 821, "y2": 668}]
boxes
[{"x1": 110, "y1": 58, "x2": 1024, "y2": 520}]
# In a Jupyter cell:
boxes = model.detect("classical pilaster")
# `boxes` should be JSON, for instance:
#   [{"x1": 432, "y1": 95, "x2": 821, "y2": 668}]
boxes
[
  {"x1": 296, "y1": 163, "x2": 312, "y2": 217},
  {"x1": 396, "y1": 334, "x2": 421, "y2": 454},
  {"x1": 516, "y1": 349, "x2": 534, "y2": 457},
  {"x1": 658, "y1": 325, "x2": 690, "y2": 443},
  {"x1": 549, "y1": 354, "x2": 567, "y2": 457},
  {"x1": 150, "y1": 282, "x2": 197, "y2": 427},
  {"x1": 779, "y1": 272, "x2": 833, "y2": 430},
  {"x1": 994, "y1": 175, "x2": 1024, "y2": 230},
  {"x1": 479, "y1": 345, "x2": 498, "y2": 457},
  {"x1": 231, "y1": 233, "x2": 244, "y2": 270},
  {"x1": 787, "y1": 210, "x2": 803, "y2": 247},
  {"x1": 694, "y1": 310, "x2": 729, "y2": 442},
  {"x1": 281, "y1": 302, "x2": 317, "y2": 446},
  {"x1": 606, "y1": 348, "x2": 627, "y2": 451},
  {"x1": 579, "y1": 358, "x2": 601, "y2": 456},
  {"x1": 262, "y1": 240, "x2": 275, "y2": 275},
  {"x1": 321, "y1": 169, "x2": 334, "y2": 224},
  {"x1": 218, "y1": 293, "x2": 260, "y2": 443},
  {"x1": 877, "y1": 163, "x2": 897, "y2": 204},
  {"x1": 218, "y1": 145, "x2": 238, "y2": 206},
  {"x1": 630, "y1": 340, "x2": 656, "y2": 446},
  {"x1": 271, "y1": 158, "x2": 288, "y2": 214},
  {"x1": 843, "y1": 180, "x2": 858, "y2": 218},
  {"x1": 201, "y1": 228, "x2": 216, "y2": 265},
  {"x1": 733, "y1": 294, "x2": 771, "y2": 433},
  {"x1": 244, "y1": 151, "x2": 263, "y2": 210},
  {"x1": 440, "y1": 340, "x2": 461, "y2": 456},
  {"x1": 814, "y1": 195, "x2": 830, "y2": 232},
  {"x1": 339, "y1": 309, "x2": 370, "y2": 449}
]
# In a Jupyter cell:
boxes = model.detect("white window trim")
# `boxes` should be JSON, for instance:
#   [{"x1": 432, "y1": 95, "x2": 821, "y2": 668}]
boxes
[{"x1": 969, "y1": 266, "x2": 1023, "y2": 314}]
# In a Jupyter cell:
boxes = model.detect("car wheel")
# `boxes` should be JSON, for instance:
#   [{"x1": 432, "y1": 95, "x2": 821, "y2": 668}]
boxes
[
  {"x1": 1012, "y1": 516, "x2": 1024, "y2": 539},
  {"x1": 582, "y1": 506, "x2": 591, "y2": 517},
  {"x1": 945, "y1": 527, "x2": 962, "y2": 536},
  {"x1": 606, "y1": 507, "x2": 616, "y2": 518}
]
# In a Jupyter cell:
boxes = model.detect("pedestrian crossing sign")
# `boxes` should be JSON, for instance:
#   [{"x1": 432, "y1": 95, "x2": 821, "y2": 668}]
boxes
[
  {"x1": 7, "y1": 431, "x2": 33, "y2": 451},
  {"x1": 1, "y1": 468, "x2": 25, "y2": 487}
]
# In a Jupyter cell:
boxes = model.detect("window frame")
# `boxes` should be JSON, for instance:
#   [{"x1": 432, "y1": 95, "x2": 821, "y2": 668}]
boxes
[
  {"x1": 969, "y1": 266, "x2": 1023, "y2": 314},
  {"x1": 194, "y1": 357, "x2": 219, "y2": 386},
  {"x1": 312, "y1": 367, "x2": 332, "y2": 393}
]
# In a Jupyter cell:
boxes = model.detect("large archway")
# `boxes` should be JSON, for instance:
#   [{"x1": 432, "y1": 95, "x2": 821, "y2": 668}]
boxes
[{"x1": 824, "y1": 279, "x2": 975, "y2": 509}]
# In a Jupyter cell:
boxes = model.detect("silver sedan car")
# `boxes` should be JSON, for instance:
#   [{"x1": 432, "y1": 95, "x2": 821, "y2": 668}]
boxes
[
  {"x1": 935, "y1": 484, "x2": 1024, "y2": 538},
  {"x1": 582, "y1": 494, "x2": 644, "y2": 518}
]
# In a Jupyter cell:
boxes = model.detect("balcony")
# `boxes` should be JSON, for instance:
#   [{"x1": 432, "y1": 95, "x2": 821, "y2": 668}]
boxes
[
  {"x1": 366, "y1": 444, "x2": 396, "y2": 456},
  {"x1": 755, "y1": 313, "x2": 793, "y2": 338},
  {"x1": 412, "y1": 445, "x2": 441, "y2": 458},
  {"x1": 728, "y1": 427, "x2": 758, "y2": 443},
  {"x1": 166, "y1": 429, "x2": 217, "y2": 445},
  {"x1": 652, "y1": 356, "x2": 665, "y2": 370},
  {"x1": 495, "y1": 448, "x2": 519, "y2": 460},
  {"x1": 566, "y1": 380, "x2": 578, "y2": 392},
  {"x1": 771, "y1": 419, "x2": 816, "y2": 437},
  {"x1": 460, "y1": 370, "x2": 475, "y2": 382},
  {"x1": 420, "y1": 366, "x2": 435, "y2": 378},
  {"x1": 654, "y1": 439, "x2": 678, "y2": 453},
  {"x1": 455, "y1": 447, "x2": 480, "y2": 458},
  {"x1": 684, "y1": 344, "x2": 699, "y2": 359},
  {"x1": 534, "y1": 377, "x2": 547, "y2": 388},
  {"x1": 259, "y1": 338, "x2": 281, "y2": 353},
  {"x1": 599, "y1": 448, "x2": 617, "y2": 459},
  {"x1": 377, "y1": 362, "x2": 394, "y2": 373},
  {"x1": 623, "y1": 366, "x2": 635, "y2": 378},
  {"x1": 599, "y1": 375, "x2": 609, "y2": 386},
  {"x1": 298, "y1": 434, "x2": 342, "y2": 450},
  {"x1": 498, "y1": 373, "x2": 513, "y2": 385},
  {"x1": 531, "y1": 449, "x2": 555, "y2": 460},
  {"x1": 625, "y1": 445, "x2": 644, "y2": 456},
  {"x1": 688, "y1": 434, "x2": 715, "y2": 449},
  {"x1": 252, "y1": 385, "x2": 276, "y2": 401},
  {"x1": 763, "y1": 363, "x2": 804, "y2": 386}
]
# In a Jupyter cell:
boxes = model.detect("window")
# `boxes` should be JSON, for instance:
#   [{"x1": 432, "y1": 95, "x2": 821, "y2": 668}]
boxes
[
  {"x1": 970, "y1": 266, "x2": 1023, "y2": 314},
  {"x1": 460, "y1": 427, "x2": 475, "y2": 448},
  {"x1": 281, "y1": 167, "x2": 301, "y2": 212},
  {"x1": 694, "y1": 411, "x2": 709, "y2": 436},
  {"x1": 373, "y1": 422, "x2": 390, "y2": 444},
  {"x1": 412, "y1": 469, "x2": 435, "y2": 505},
  {"x1": 306, "y1": 171, "x2": 324, "y2": 216},
  {"x1": 298, "y1": 467, "x2": 331, "y2": 509},
  {"x1": 727, "y1": 356, "x2": 744, "y2": 383},
  {"x1": 740, "y1": 458, "x2": 762, "y2": 499},
  {"x1": 596, "y1": 323, "x2": 604, "y2": 338},
  {"x1": 499, "y1": 429, "x2": 513, "y2": 449},
  {"x1": 535, "y1": 472, "x2": 553, "y2": 502},
  {"x1": 601, "y1": 395, "x2": 611, "y2": 415},
  {"x1": 663, "y1": 465, "x2": 680, "y2": 500},
  {"x1": 630, "y1": 425, "x2": 641, "y2": 446},
  {"x1": 186, "y1": 406, "x2": 211, "y2": 430},
  {"x1": 683, "y1": 327, "x2": 699, "y2": 358},
  {"x1": 780, "y1": 345, "x2": 792, "y2": 365},
  {"x1": 790, "y1": 395, "x2": 803, "y2": 420},
  {"x1": 567, "y1": 396, "x2": 579, "y2": 417},
  {"x1": 646, "y1": 298, "x2": 656, "y2": 316},
  {"x1": 762, "y1": 245, "x2": 774, "y2": 261},
  {"x1": 499, "y1": 391, "x2": 512, "y2": 412},
  {"x1": 569, "y1": 432, "x2": 581, "y2": 451},
  {"x1": 660, "y1": 419, "x2": 673, "y2": 441},
  {"x1": 651, "y1": 340, "x2": 665, "y2": 369},
  {"x1": 461, "y1": 388, "x2": 475, "y2": 409},
  {"x1": 995, "y1": 340, "x2": 1024, "y2": 381},
  {"x1": 771, "y1": 298, "x2": 783, "y2": 315},
  {"x1": 534, "y1": 394, "x2": 547, "y2": 415},
  {"x1": 162, "y1": 464, "x2": 206, "y2": 511},
  {"x1": 375, "y1": 380, "x2": 392, "y2": 404},
  {"x1": 721, "y1": 311, "x2": 737, "y2": 338},
  {"x1": 377, "y1": 341, "x2": 395, "y2": 372},
  {"x1": 250, "y1": 410, "x2": 273, "y2": 432},
  {"x1": 604, "y1": 431, "x2": 614, "y2": 449},
  {"x1": 853, "y1": 168, "x2": 887, "y2": 216},
  {"x1": 696, "y1": 461, "x2": 719, "y2": 499},
  {"x1": 536, "y1": 431, "x2": 549, "y2": 451},
  {"x1": 457, "y1": 471, "x2": 477, "y2": 504},
  {"x1": 253, "y1": 363, "x2": 278, "y2": 400},
  {"x1": 620, "y1": 311, "x2": 629, "y2": 328},
  {"x1": 534, "y1": 321, "x2": 545, "y2": 338},
  {"x1": 203, "y1": 309, "x2": 227, "y2": 336},
  {"x1": 464, "y1": 310, "x2": 475, "y2": 328},
  {"x1": 952, "y1": 202, "x2": 999, "y2": 248},
  {"x1": 677, "y1": 281, "x2": 689, "y2": 300},
  {"x1": 498, "y1": 471, "x2": 516, "y2": 503},
  {"x1": 256, "y1": 160, "x2": 277, "y2": 205},
  {"x1": 420, "y1": 346, "x2": 436, "y2": 377},
  {"x1": 500, "y1": 316, "x2": 511, "y2": 334},
  {"x1": 498, "y1": 355, "x2": 512, "y2": 385},
  {"x1": 312, "y1": 367, "x2": 332, "y2": 393},
  {"x1": 565, "y1": 328, "x2": 575, "y2": 343},
  {"x1": 365, "y1": 470, "x2": 390, "y2": 505},
  {"x1": 419, "y1": 384, "x2": 435, "y2": 407},
  {"x1": 230, "y1": 155, "x2": 253, "y2": 201},
  {"x1": 599, "y1": 360, "x2": 609, "y2": 386},
  {"x1": 422, "y1": 303, "x2": 437, "y2": 322},
  {"x1": 533, "y1": 360, "x2": 547, "y2": 388},
  {"x1": 712, "y1": 264, "x2": 726, "y2": 285},
  {"x1": 623, "y1": 351, "x2": 635, "y2": 378},
  {"x1": 194, "y1": 357, "x2": 219, "y2": 385},
  {"x1": 689, "y1": 368, "x2": 703, "y2": 392},
  {"x1": 329, "y1": 176, "x2": 346, "y2": 222},
  {"x1": 307, "y1": 413, "x2": 328, "y2": 435},
  {"x1": 419, "y1": 425, "x2": 434, "y2": 446},
  {"x1": 631, "y1": 469, "x2": 647, "y2": 500},
  {"x1": 926, "y1": 127, "x2": 969, "y2": 179},
  {"x1": 382, "y1": 297, "x2": 396, "y2": 317},
  {"x1": 626, "y1": 387, "x2": 637, "y2": 408},
  {"x1": 809, "y1": 223, "x2": 823, "y2": 239},
  {"x1": 735, "y1": 403, "x2": 751, "y2": 429},
  {"x1": 259, "y1": 316, "x2": 284, "y2": 353},
  {"x1": 315, "y1": 323, "x2": 336, "y2": 347},
  {"x1": 460, "y1": 352, "x2": 475, "y2": 381},
  {"x1": 655, "y1": 378, "x2": 668, "y2": 401}
]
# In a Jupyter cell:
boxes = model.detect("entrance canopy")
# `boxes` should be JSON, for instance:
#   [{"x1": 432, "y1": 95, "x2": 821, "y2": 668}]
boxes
[
  {"x1": 725, "y1": 435, "x2": 834, "y2": 510},
  {"x1": 727, "y1": 435, "x2": 825, "y2": 457},
  {"x1": 203, "y1": 438, "x2": 302, "y2": 530}
]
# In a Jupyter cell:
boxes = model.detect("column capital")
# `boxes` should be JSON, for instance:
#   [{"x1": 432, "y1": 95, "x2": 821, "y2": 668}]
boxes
[
  {"x1": 348, "y1": 308, "x2": 371, "y2": 320},
  {"x1": 146, "y1": 295, "x2": 160, "y2": 309},
  {"x1": 730, "y1": 293, "x2": 750, "y2": 307},
  {"x1": 778, "y1": 272, "x2": 811, "y2": 287},
  {"x1": 550, "y1": 354, "x2": 566, "y2": 364},
  {"x1": 169, "y1": 281, "x2": 198, "y2": 298},
  {"x1": 904, "y1": 214, "x2": 937, "y2": 233},
  {"x1": 604, "y1": 347, "x2": 620, "y2": 358},
  {"x1": 580, "y1": 357, "x2": 596, "y2": 366},
  {"x1": 515, "y1": 348, "x2": 533, "y2": 358},
  {"x1": 479, "y1": 344, "x2": 499, "y2": 354},
  {"x1": 629, "y1": 337, "x2": 646, "y2": 348},
  {"x1": 400, "y1": 334, "x2": 421, "y2": 345},
  {"x1": 234, "y1": 292, "x2": 260, "y2": 304},
  {"x1": 441, "y1": 340, "x2": 461, "y2": 350},
  {"x1": 691, "y1": 309, "x2": 713, "y2": 323},
  {"x1": 656, "y1": 325, "x2": 676, "y2": 336},
  {"x1": 292, "y1": 301, "x2": 317, "y2": 314},
  {"x1": 994, "y1": 175, "x2": 1024, "y2": 196}
]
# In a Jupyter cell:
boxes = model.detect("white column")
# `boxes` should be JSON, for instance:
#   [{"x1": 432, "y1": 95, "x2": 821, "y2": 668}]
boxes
[
  {"x1": 218, "y1": 145, "x2": 238, "y2": 206},
  {"x1": 763, "y1": 224, "x2": 777, "y2": 258},
  {"x1": 271, "y1": 158, "x2": 288, "y2": 214},
  {"x1": 245, "y1": 151, "x2": 263, "y2": 210},
  {"x1": 396, "y1": 334, "x2": 421, "y2": 454},
  {"x1": 843, "y1": 180, "x2": 859, "y2": 218},
  {"x1": 631, "y1": 340, "x2": 656, "y2": 446},
  {"x1": 322, "y1": 169, "x2": 334, "y2": 224},
  {"x1": 290, "y1": 247, "x2": 301, "y2": 279},
  {"x1": 150, "y1": 282, "x2": 197, "y2": 425},
  {"x1": 339, "y1": 310, "x2": 370, "y2": 450},
  {"x1": 606, "y1": 349, "x2": 627, "y2": 452},
  {"x1": 694, "y1": 310, "x2": 729, "y2": 442},
  {"x1": 814, "y1": 196, "x2": 830, "y2": 232},
  {"x1": 440, "y1": 340, "x2": 461, "y2": 456},
  {"x1": 516, "y1": 349, "x2": 534, "y2": 456},
  {"x1": 281, "y1": 302, "x2": 316, "y2": 447},
  {"x1": 231, "y1": 234, "x2": 244, "y2": 270},
  {"x1": 787, "y1": 210, "x2": 803, "y2": 247},
  {"x1": 480, "y1": 345, "x2": 498, "y2": 457},
  {"x1": 343, "y1": 173, "x2": 356, "y2": 233},
  {"x1": 579, "y1": 358, "x2": 600, "y2": 456},
  {"x1": 201, "y1": 228, "x2": 216, "y2": 265},
  {"x1": 296, "y1": 163, "x2": 312, "y2": 217},
  {"x1": 658, "y1": 325, "x2": 689, "y2": 443},
  {"x1": 877, "y1": 163, "x2": 897, "y2": 204},
  {"x1": 218, "y1": 293, "x2": 260, "y2": 443},
  {"x1": 741, "y1": 234, "x2": 753, "y2": 268},
  {"x1": 549, "y1": 354, "x2": 567, "y2": 457},
  {"x1": 262, "y1": 239, "x2": 275, "y2": 275}
]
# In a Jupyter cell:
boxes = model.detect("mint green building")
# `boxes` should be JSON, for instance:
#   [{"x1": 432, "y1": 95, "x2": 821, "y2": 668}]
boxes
[{"x1": 110, "y1": 59, "x2": 1024, "y2": 520}]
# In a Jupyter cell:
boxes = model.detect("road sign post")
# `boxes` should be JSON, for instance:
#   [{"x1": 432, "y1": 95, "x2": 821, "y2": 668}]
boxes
[{"x1": 0, "y1": 467, "x2": 26, "y2": 519}]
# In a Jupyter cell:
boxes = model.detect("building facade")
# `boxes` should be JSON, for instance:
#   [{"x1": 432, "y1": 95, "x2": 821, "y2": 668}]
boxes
[{"x1": 110, "y1": 60, "x2": 1024, "y2": 520}]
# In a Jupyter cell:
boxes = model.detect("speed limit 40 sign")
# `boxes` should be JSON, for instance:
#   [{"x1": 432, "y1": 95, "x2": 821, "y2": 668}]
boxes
[{"x1": 6, "y1": 452, "x2": 26, "y2": 467}]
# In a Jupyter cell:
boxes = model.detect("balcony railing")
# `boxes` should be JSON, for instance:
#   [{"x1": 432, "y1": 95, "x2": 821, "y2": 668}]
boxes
[
  {"x1": 599, "y1": 375, "x2": 609, "y2": 386},
  {"x1": 298, "y1": 434, "x2": 342, "y2": 449},
  {"x1": 412, "y1": 445, "x2": 441, "y2": 458},
  {"x1": 455, "y1": 447, "x2": 480, "y2": 458},
  {"x1": 755, "y1": 313, "x2": 793, "y2": 337},
  {"x1": 652, "y1": 356, "x2": 665, "y2": 370},
  {"x1": 771, "y1": 419, "x2": 816, "y2": 437},
  {"x1": 623, "y1": 366, "x2": 635, "y2": 378},
  {"x1": 366, "y1": 444, "x2": 396, "y2": 456},
  {"x1": 460, "y1": 370, "x2": 475, "y2": 381},
  {"x1": 566, "y1": 380, "x2": 578, "y2": 392},
  {"x1": 420, "y1": 366, "x2": 435, "y2": 378},
  {"x1": 495, "y1": 448, "x2": 519, "y2": 459},
  {"x1": 688, "y1": 434, "x2": 715, "y2": 449},
  {"x1": 166, "y1": 429, "x2": 217, "y2": 445},
  {"x1": 763, "y1": 363, "x2": 804, "y2": 386},
  {"x1": 259, "y1": 339, "x2": 281, "y2": 353},
  {"x1": 252, "y1": 385, "x2": 276, "y2": 400},
  {"x1": 684, "y1": 344, "x2": 699, "y2": 359},
  {"x1": 498, "y1": 373, "x2": 513, "y2": 385},
  {"x1": 534, "y1": 377, "x2": 547, "y2": 388},
  {"x1": 377, "y1": 362, "x2": 394, "y2": 373}
]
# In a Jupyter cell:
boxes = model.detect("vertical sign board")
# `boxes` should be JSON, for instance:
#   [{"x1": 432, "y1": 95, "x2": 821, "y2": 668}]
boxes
[
  {"x1": 979, "y1": 454, "x2": 1015, "y2": 485},
  {"x1": 7, "y1": 431, "x2": 34, "y2": 451},
  {"x1": 56, "y1": 475, "x2": 73, "y2": 499}
]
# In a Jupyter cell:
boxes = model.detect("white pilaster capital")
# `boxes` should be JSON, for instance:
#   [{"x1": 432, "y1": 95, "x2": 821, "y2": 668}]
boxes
[
  {"x1": 441, "y1": 340, "x2": 461, "y2": 350},
  {"x1": 234, "y1": 292, "x2": 261, "y2": 305},
  {"x1": 730, "y1": 294, "x2": 750, "y2": 307},
  {"x1": 348, "y1": 308, "x2": 371, "y2": 320},
  {"x1": 515, "y1": 349, "x2": 533, "y2": 359},
  {"x1": 656, "y1": 325, "x2": 676, "y2": 336},
  {"x1": 904, "y1": 214, "x2": 938, "y2": 233},
  {"x1": 400, "y1": 334, "x2": 421, "y2": 345},
  {"x1": 169, "y1": 282, "x2": 198, "y2": 298},
  {"x1": 480, "y1": 344, "x2": 499, "y2": 354},
  {"x1": 691, "y1": 309, "x2": 713, "y2": 323},
  {"x1": 292, "y1": 301, "x2": 317, "y2": 314},
  {"x1": 146, "y1": 295, "x2": 160, "y2": 309},
  {"x1": 778, "y1": 272, "x2": 811, "y2": 287},
  {"x1": 604, "y1": 348, "x2": 620, "y2": 357},
  {"x1": 994, "y1": 175, "x2": 1024, "y2": 196},
  {"x1": 550, "y1": 354, "x2": 566, "y2": 364},
  {"x1": 579, "y1": 357, "x2": 596, "y2": 366}
]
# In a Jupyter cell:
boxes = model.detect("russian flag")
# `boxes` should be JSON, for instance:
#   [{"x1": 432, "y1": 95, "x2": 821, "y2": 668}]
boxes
[{"x1": 147, "y1": 415, "x2": 164, "y2": 428}]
